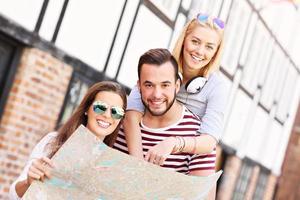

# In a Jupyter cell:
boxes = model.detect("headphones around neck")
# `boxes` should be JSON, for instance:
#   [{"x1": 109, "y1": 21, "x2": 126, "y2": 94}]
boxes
[{"x1": 185, "y1": 76, "x2": 207, "y2": 94}]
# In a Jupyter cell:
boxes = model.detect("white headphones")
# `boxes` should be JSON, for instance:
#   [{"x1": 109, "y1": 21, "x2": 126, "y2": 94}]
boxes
[{"x1": 185, "y1": 76, "x2": 207, "y2": 94}]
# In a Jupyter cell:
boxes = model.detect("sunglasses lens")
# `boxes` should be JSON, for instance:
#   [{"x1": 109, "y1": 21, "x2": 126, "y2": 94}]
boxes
[
  {"x1": 197, "y1": 13, "x2": 209, "y2": 22},
  {"x1": 197, "y1": 13, "x2": 225, "y2": 29},
  {"x1": 93, "y1": 102, "x2": 107, "y2": 114},
  {"x1": 111, "y1": 107, "x2": 125, "y2": 119},
  {"x1": 92, "y1": 101, "x2": 124, "y2": 119},
  {"x1": 214, "y1": 18, "x2": 225, "y2": 29}
]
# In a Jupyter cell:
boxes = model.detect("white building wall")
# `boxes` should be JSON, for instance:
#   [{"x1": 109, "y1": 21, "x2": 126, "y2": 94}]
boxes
[
  {"x1": 189, "y1": 0, "x2": 300, "y2": 176},
  {"x1": 0, "y1": 0, "x2": 299, "y2": 176}
]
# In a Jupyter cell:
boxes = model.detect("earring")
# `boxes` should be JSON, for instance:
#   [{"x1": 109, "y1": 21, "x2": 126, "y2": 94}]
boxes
[{"x1": 84, "y1": 112, "x2": 87, "y2": 115}]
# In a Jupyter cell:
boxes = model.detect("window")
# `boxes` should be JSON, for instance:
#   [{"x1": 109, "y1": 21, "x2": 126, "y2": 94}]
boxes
[
  {"x1": 181, "y1": 0, "x2": 192, "y2": 10},
  {"x1": 0, "y1": 38, "x2": 14, "y2": 98},
  {"x1": 259, "y1": 45, "x2": 286, "y2": 109},
  {"x1": 189, "y1": 0, "x2": 212, "y2": 15},
  {"x1": 221, "y1": 0, "x2": 251, "y2": 75},
  {"x1": 259, "y1": 120, "x2": 282, "y2": 169},
  {"x1": 0, "y1": 0, "x2": 43, "y2": 31},
  {"x1": 209, "y1": 0, "x2": 224, "y2": 16},
  {"x1": 290, "y1": 26, "x2": 300, "y2": 69},
  {"x1": 192, "y1": 0, "x2": 222, "y2": 16},
  {"x1": 274, "y1": 6, "x2": 297, "y2": 49},
  {"x1": 272, "y1": 58, "x2": 289, "y2": 107},
  {"x1": 222, "y1": 89, "x2": 252, "y2": 149},
  {"x1": 232, "y1": 161, "x2": 254, "y2": 200},
  {"x1": 55, "y1": 0, "x2": 125, "y2": 71},
  {"x1": 257, "y1": 39, "x2": 274, "y2": 87},
  {"x1": 58, "y1": 75, "x2": 89, "y2": 125},
  {"x1": 150, "y1": 0, "x2": 180, "y2": 20},
  {"x1": 239, "y1": 13, "x2": 257, "y2": 67},
  {"x1": 245, "y1": 107, "x2": 269, "y2": 161},
  {"x1": 105, "y1": 0, "x2": 140, "y2": 79},
  {"x1": 168, "y1": 13, "x2": 186, "y2": 51},
  {"x1": 220, "y1": 72, "x2": 233, "y2": 122},
  {"x1": 219, "y1": 0, "x2": 234, "y2": 20},
  {"x1": 0, "y1": 34, "x2": 20, "y2": 120},
  {"x1": 189, "y1": 0, "x2": 223, "y2": 16},
  {"x1": 117, "y1": 5, "x2": 172, "y2": 88},
  {"x1": 249, "y1": 0, "x2": 269, "y2": 9},
  {"x1": 276, "y1": 65, "x2": 299, "y2": 122},
  {"x1": 240, "y1": 22, "x2": 272, "y2": 94},
  {"x1": 38, "y1": 0, "x2": 65, "y2": 41},
  {"x1": 253, "y1": 169, "x2": 269, "y2": 200}
]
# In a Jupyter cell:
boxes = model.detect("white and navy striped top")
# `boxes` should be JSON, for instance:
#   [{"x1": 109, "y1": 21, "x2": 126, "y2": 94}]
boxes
[{"x1": 113, "y1": 106, "x2": 216, "y2": 174}]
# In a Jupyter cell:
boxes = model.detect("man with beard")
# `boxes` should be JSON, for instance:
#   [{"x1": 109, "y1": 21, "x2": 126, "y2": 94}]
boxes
[{"x1": 114, "y1": 48, "x2": 216, "y2": 176}]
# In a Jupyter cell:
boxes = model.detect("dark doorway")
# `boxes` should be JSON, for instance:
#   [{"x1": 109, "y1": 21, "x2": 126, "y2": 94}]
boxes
[{"x1": 0, "y1": 33, "x2": 22, "y2": 120}]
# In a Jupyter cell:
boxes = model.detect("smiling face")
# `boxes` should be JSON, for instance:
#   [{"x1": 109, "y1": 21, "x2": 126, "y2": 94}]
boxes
[
  {"x1": 86, "y1": 91, "x2": 124, "y2": 140},
  {"x1": 139, "y1": 61, "x2": 180, "y2": 116},
  {"x1": 182, "y1": 25, "x2": 220, "y2": 75}
]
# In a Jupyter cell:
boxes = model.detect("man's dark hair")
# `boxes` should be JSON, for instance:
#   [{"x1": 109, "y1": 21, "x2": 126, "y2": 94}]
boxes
[{"x1": 137, "y1": 48, "x2": 179, "y2": 80}]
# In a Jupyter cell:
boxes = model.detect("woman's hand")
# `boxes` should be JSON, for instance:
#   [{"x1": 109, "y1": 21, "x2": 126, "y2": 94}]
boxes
[
  {"x1": 27, "y1": 157, "x2": 54, "y2": 185},
  {"x1": 144, "y1": 137, "x2": 177, "y2": 166}
]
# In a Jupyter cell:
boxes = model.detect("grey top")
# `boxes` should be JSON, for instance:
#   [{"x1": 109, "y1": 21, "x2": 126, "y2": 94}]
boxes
[{"x1": 127, "y1": 72, "x2": 229, "y2": 141}]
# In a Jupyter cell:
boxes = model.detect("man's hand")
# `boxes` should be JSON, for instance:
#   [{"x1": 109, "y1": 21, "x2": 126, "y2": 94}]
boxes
[{"x1": 144, "y1": 137, "x2": 177, "y2": 166}]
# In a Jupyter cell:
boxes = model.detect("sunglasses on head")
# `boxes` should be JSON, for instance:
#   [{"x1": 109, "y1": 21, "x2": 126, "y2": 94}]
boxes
[
  {"x1": 196, "y1": 13, "x2": 225, "y2": 29},
  {"x1": 92, "y1": 101, "x2": 125, "y2": 120}
]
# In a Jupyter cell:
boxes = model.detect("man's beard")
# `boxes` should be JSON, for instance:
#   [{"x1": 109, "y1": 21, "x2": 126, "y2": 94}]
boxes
[{"x1": 141, "y1": 91, "x2": 176, "y2": 116}]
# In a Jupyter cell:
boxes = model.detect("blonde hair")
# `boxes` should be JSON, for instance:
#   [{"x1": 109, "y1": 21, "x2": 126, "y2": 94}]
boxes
[{"x1": 172, "y1": 17, "x2": 225, "y2": 78}]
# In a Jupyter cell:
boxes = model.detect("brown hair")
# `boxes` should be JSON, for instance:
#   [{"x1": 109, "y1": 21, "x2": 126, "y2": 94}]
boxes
[
  {"x1": 172, "y1": 16, "x2": 225, "y2": 78},
  {"x1": 138, "y1": 48, "x2": 179, "y2": 81},
  {"x1": 48, "y1": 81, "x2": 127, "y2": 158}
]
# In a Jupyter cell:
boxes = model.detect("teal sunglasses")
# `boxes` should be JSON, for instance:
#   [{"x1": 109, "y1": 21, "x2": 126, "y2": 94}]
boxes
[{"x1": 92, "y1": 101, "x2": 125, "y2": 120}]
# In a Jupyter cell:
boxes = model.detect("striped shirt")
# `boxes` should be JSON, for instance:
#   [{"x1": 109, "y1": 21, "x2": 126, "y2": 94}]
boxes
[
  {"x1": 126, "y1": 72, "x2": 229, "y2": 142},
  {"x1": 113, "y1": 106, "x2": 216, "y2": 174}
]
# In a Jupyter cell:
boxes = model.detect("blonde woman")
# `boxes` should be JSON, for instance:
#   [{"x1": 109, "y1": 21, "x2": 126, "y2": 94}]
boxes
[{"x1": 124, "y1": 13, "x2": 228, "y2": 165}]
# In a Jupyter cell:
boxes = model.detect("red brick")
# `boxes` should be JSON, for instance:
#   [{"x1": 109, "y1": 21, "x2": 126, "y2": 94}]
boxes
[
  {"x1": 6, "y1": 154, "x2": 17, "y2": 161},
  {"x1": 3, "y1": 187, "x2": 9, "y2": 193},
  {"x1": 0, "y1": 48, "x2": 73, "y2": 199},
  {"x1": 0, "y1": 176, "x2": 6, "y2": 183},
  {"x1": 275, "y1": 102, "x2": 300, "y2": 200}
]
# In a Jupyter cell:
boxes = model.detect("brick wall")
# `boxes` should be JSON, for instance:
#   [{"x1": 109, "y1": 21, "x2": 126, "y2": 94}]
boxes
[
  {"x1": 275, "y1": 102, "x2": 300, "y2": 200},
  {"x1": 0, "y1": 48, "x2": 73, "y2": 199},
  {"x1": 217, "y1": 155, "x2": 242, "y2": 200},
  {"x1": 216, "y1": 155, "x2": 279, "y2": 200}
]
